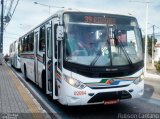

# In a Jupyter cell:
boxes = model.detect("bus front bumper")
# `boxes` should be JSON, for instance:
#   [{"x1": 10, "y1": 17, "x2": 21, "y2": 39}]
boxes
[{"x1": 59, "y1": 80, "x2": 144, "y2": 106}]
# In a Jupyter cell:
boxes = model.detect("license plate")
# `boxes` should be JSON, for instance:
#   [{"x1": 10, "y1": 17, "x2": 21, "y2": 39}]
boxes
[{"x1": 104, "y1": 99, "x2": 119, "y2": 105}]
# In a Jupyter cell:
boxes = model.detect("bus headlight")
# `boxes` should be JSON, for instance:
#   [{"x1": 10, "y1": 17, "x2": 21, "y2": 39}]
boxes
[
  {"x1": 133, "y1": 74, "x2": 144, "y2": 85},
  {"x1": 64, "y1": 75, "x2": 86, "y2": 89}
]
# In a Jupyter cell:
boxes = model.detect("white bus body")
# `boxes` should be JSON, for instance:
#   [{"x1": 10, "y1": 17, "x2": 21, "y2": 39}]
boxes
[
  {"x1": 20, "y1": 9, "x2": 144, "y2": 106},
  {"x1": 9, "y1": 39, "x2": 21, "y2": 69}
]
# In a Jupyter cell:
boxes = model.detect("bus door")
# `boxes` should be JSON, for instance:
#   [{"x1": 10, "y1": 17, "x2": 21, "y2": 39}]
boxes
[
  {"x1": 34, "y1": 31, "x2": 39, "y2": 84},
  {"x1": 54, "y1": 25, "x2": 64, "y2": 99},
  {"x1": 45, "y1": 22, "x2": 53, "y2": 95},
  {"x1": 52, "y1": 22, "x2": 61, "y2": 99}
]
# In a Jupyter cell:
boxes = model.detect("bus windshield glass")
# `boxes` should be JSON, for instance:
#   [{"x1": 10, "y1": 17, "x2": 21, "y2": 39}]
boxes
[{"x1": 64, "y1": 13, "x2": 143, "y2": 66}]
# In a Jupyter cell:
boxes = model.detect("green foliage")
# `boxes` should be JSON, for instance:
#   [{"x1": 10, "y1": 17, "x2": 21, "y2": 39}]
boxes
[
  {"x1": 143, "y1": 36, "x2": 157, "y2": 57},
  {"x1": 147, "y1": 36, "x2": 152, "y2": 56},
  {"x1": 155, "y1": 61, "x2": 160, "y2": 73}
]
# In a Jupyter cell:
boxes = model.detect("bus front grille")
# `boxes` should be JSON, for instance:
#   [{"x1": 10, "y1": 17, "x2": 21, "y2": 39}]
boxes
[{"x1": 88, "y1": 91, "x2": 132, "y2": 103}]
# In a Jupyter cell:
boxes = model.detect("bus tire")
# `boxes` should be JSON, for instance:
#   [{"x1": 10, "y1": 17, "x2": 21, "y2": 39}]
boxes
[
  {"x1": 24, "y1": 65, "x2": 29, "y2": 81},
  {"x1": 11, "y1": 60, "x2": 13, "y2": 67},
  {"x1": 42, "y1": 71, "x2": 46, "y2": 93}
]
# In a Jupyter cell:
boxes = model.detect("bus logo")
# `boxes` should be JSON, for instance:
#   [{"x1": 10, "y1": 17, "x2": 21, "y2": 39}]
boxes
[{"x1": 105, "y1": 79, "x2": 114, "y2": 85}]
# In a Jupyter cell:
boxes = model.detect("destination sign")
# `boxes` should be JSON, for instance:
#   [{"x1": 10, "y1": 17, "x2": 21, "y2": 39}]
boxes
[
  {"x1": 64, "y1": 13, "x2": 135, "y2": 26},
  {"x1": 84, "y1": 16, "x2": 116, "y2": 24}
]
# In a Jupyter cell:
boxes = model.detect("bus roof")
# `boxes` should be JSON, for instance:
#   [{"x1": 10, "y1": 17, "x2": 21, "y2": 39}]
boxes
[
  {"x1": 19, "y1": 8, "x2": 136, "y2": 39},
  {"x1": 55, "y1": 8, "x2": 134, "y2": 17}
]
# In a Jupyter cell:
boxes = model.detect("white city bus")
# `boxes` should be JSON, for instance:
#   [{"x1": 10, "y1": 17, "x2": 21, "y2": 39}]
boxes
[
  {"x1": 9, "y1": 39, "x2": 21, "y2": 69},
  {"x1": 20, "y1": 9, "x2": 144, "y2": 106}
]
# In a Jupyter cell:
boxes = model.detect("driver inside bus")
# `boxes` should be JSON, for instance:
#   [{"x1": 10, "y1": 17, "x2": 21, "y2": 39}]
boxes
[
  {"x1": 67, "y1": 30, "x2": 83, "y2": 56},
  {"x1": 67, "y1": 31, "x2": 77, "y2": 53},
  {"x1": 78, "y1": 32, "x2": 96, "y2": 55},
  {"x1": 67, "y1": 29, "x2": 90, "y2": 56}
]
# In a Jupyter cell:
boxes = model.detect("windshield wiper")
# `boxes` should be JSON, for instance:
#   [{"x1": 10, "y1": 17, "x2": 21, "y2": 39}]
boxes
[
  {"x1": 118, "y1": 39, "x2": 133, "y2": 65},
  {"x1": 90, "y1": 38, "x2": 112, "y2": 66},
  {"x1": 90, "y1": 50, "x2": 102, "y2": 66}
]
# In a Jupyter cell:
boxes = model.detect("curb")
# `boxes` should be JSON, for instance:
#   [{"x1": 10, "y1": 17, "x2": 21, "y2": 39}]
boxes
[
  {"x1": 145, "y1": 73, "x2": 160, "y2": 80},
  {"x1": 8, "y1": 64, "x2": 61, "y2": 119}
]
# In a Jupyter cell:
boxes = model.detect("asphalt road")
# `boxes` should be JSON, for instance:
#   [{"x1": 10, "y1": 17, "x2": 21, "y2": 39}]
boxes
[{"x1": 11, "y1": 67, "x2": 160, "y2": 119}]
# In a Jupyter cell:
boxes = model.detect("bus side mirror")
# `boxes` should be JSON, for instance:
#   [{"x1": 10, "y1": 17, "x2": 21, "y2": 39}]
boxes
[{"x1": 56, "y1": 26, "x2": 64, "y2": 41}]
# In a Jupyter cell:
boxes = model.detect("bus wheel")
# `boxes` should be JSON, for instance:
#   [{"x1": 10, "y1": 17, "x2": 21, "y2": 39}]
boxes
[
  {"x1": 11, "y1": 60, "x2": 13, "y2": 67},
  {"x1": 24, "y1": 66, "x2": 29, "y2": 81},
  {"x1": 42, "y1": 71, "x2": 46, "y2": 93}
]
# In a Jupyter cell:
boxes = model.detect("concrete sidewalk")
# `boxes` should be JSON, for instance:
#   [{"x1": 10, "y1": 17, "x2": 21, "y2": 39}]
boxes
[
  {"x1": 0, "y1": 63, "x2": 50, "y2": 119},
  {"x1": 145, "y1": 63, "x2": 160, "y2": 80},
  {"x1": 144, "y1": 63, "x2": 160, "y2": 100}
]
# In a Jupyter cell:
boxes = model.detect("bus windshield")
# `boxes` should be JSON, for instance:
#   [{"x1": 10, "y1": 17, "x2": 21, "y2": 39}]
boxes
[{"x1": 64, "y1": 13, "x2": 143, "y2": 67}]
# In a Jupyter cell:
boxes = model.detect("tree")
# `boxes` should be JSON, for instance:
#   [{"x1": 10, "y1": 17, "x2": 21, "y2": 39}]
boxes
[{"x1": 143, "y1": 36, "x2": 157, "y2": 57}]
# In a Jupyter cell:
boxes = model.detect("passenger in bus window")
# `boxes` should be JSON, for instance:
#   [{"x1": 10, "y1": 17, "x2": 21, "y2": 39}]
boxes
[
  {"x1": 39, "y1": 38, "x2": 45, "y2": 52},
  {"x1": 114, "y1": 30, "x2": 127, "y2": 46},
  {"x1": 28, "y1": 43, "x2": 33, "y2": 51},
  {"x1": 24, "y1": 44, "x2": 28, "y2": 52},
  {"x1": 41, "y1": 41, "x2": 45, "y2": 52}
]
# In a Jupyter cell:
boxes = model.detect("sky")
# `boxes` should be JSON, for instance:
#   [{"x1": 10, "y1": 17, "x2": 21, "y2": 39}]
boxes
[{"x1": 2, "y1": 0, "x2": 160, "y2": 55}]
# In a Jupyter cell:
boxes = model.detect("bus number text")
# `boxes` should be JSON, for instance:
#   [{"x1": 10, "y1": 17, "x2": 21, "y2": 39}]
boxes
[{"x1": 74, "y1": 91, "x2": 86, "y2": 96}]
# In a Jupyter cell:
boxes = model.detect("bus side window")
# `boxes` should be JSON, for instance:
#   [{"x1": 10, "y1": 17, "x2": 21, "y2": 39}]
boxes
[
  {"x1": 54, "y1": 24, "x2": 58, "y2": 59},
  {"x1": 58, "y1": 41, "x2": 62, "y2": 70},
  {"x1": 39, "y1": 26, "x2": 46, "y2": 52},
  {"x1": 18, "y1": 40, "x2": 20, "y2": 56},
  {"x1": 24, "y1": 36, "x2": 29, "y2": 52},
  {"x1": 47, "y1": 27, "x2": 52, "y2": 59},
  {"x1": 21, "y1": 38, "x2": 24, "y2": 53},
  {"x1": 54, "y1": 24, "x2": 62, "y2": 70},
  {"x1": 28, "y1": 32, "x2": 34, "y2": 52}
]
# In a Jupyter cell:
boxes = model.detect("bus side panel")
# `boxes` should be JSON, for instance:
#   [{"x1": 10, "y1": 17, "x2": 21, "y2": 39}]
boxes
[
  {"x1": 20, "y1": 54, "x2": 35, "y2": 82},
  {"x1": 37, "y1": 56, "x2": 45, "y2": 88},
  {"x1": 27, "y1": 55, "x2": 35, "y2": 82}
]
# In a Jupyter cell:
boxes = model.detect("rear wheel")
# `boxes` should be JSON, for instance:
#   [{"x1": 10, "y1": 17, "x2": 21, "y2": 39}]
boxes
[
  {"x1": 42, "y1": 71, "x2": 46, "y2": 93},
  {"x1": 24, "y1": 66, "x2": 29, "y2": 81},
  {"x1": 10, "y1": 60, "x2": 13, "y2": 67}
]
